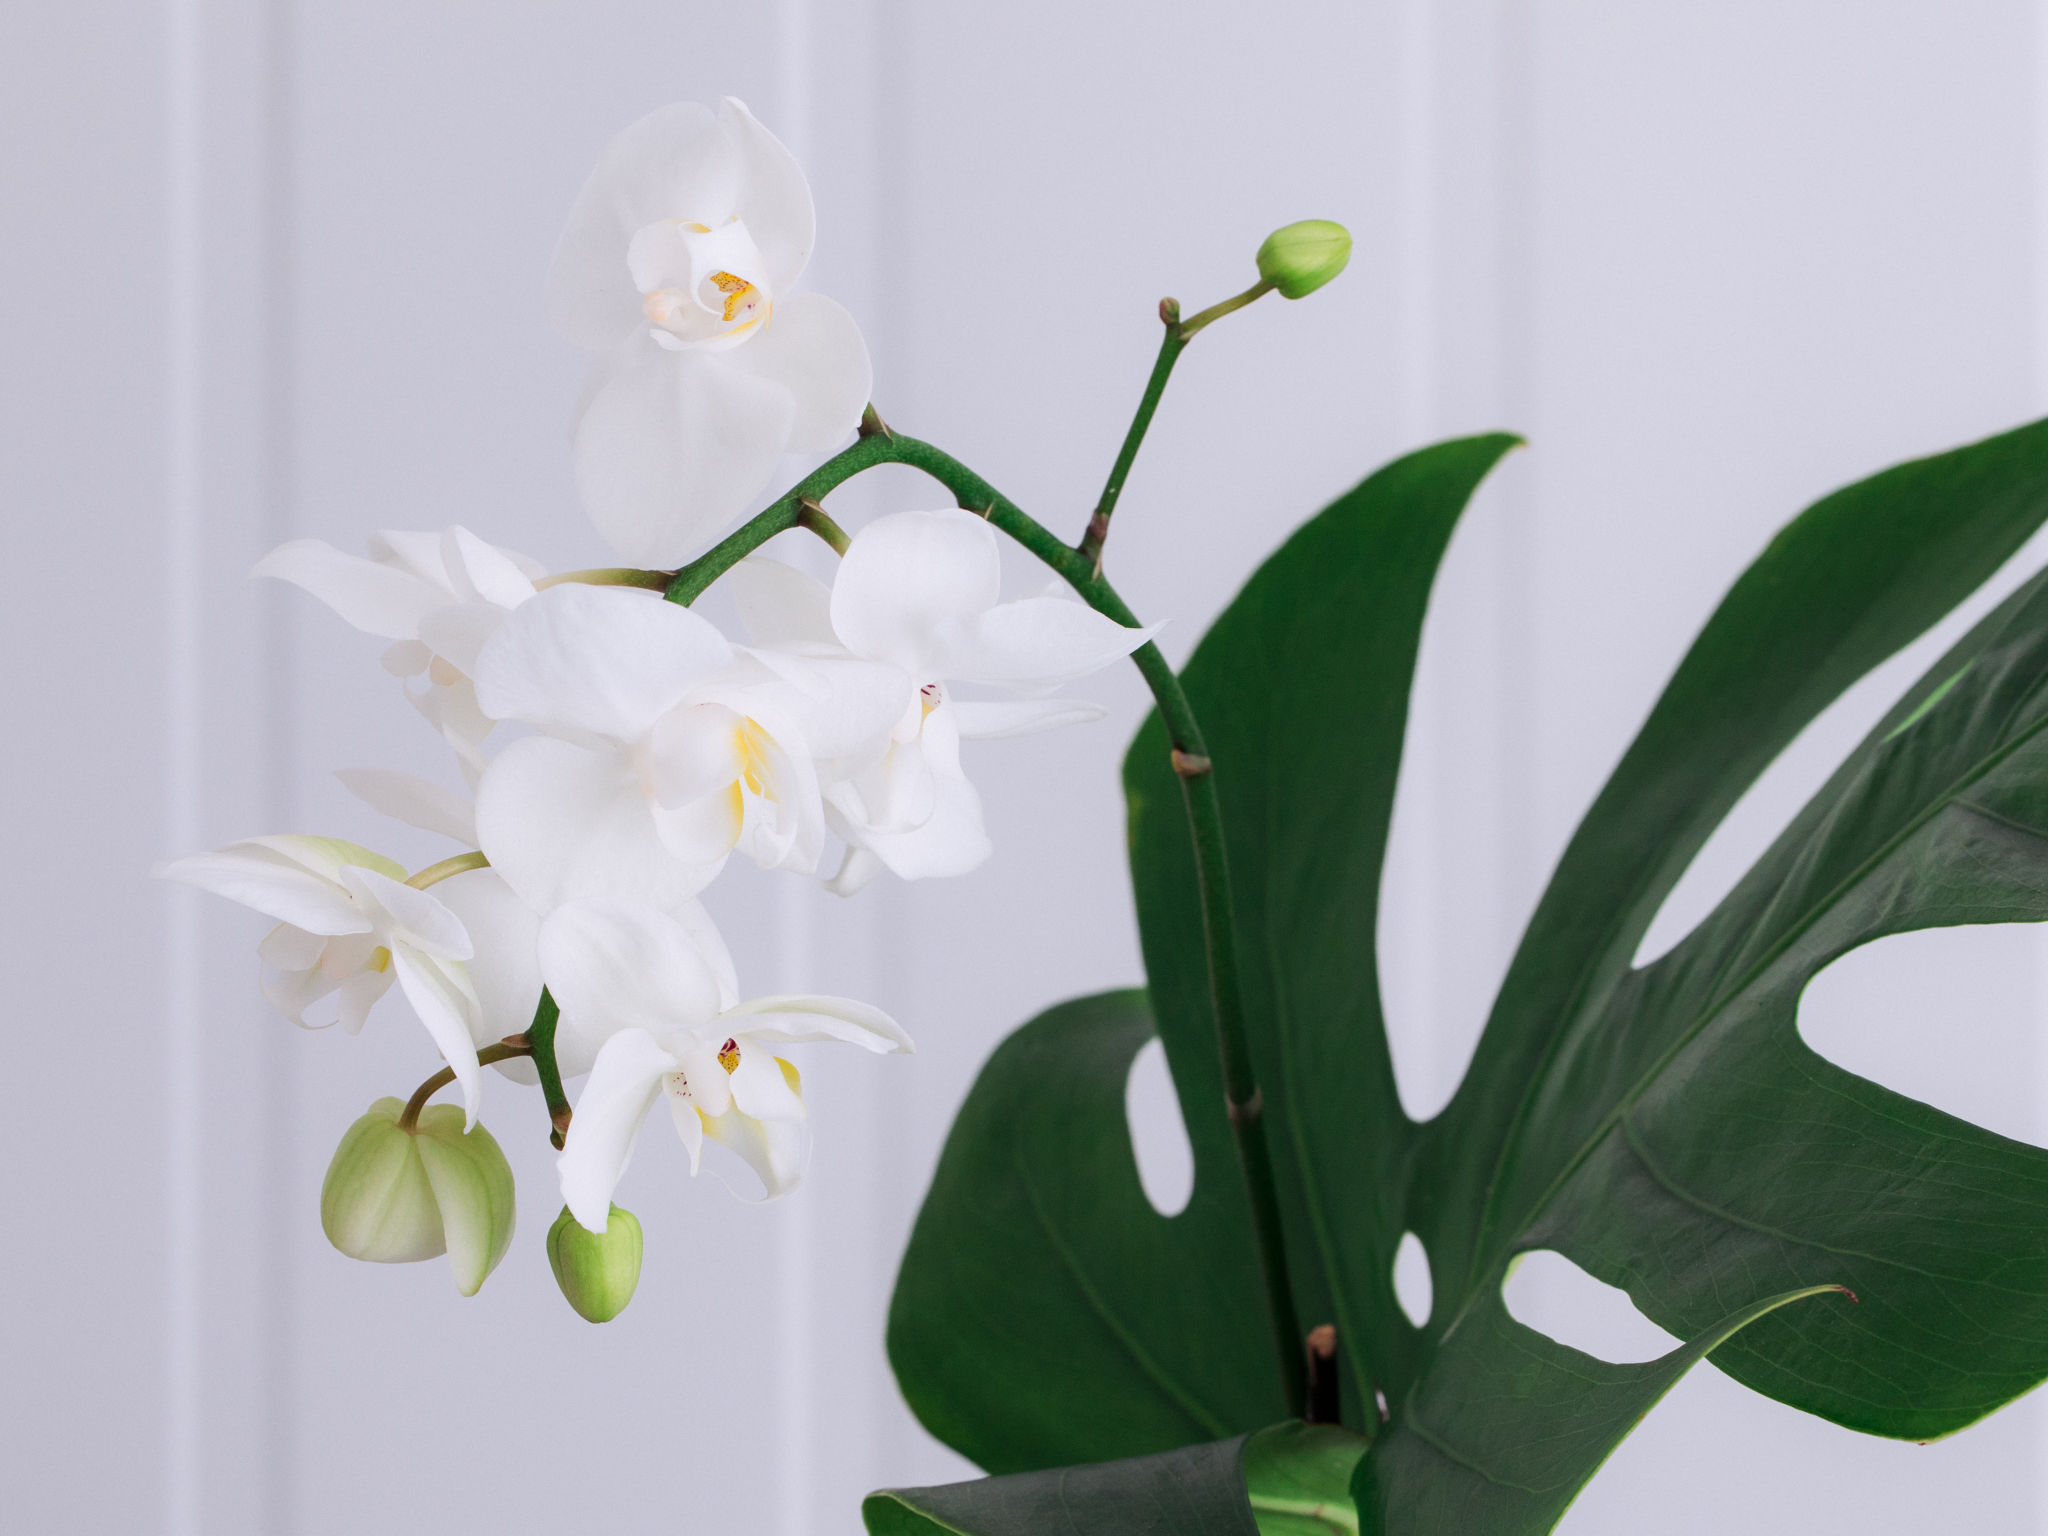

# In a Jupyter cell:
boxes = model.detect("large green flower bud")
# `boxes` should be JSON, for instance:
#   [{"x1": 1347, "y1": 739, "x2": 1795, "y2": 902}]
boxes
[
  {"x1": 321, "y1": 1098, "x2": 517, "y2": 1296},
  {"x1": 1255, "y1": 220, "x2": 1353, "y2": 300},
  {"x1": 547, "y1": 1203, "x2": 643, "y2": 1323}
]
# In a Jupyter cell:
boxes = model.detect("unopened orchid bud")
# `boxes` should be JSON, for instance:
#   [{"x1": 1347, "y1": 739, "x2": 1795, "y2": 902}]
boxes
[
  {"x1": 1255, "y1": 220, "x2": 1352, "y2": 300},
  {"x1": 547, "y1": 1203, "x2": 643, "y2": 1323},
  {"x1": 320, "y1": 1098, "x2": 516, "y2": 1297}
]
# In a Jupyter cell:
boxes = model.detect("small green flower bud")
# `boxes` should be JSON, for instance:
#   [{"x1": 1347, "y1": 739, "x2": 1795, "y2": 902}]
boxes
[
  {"x1": 1255, "y1": 219, "x2": 1352, "y2": 300},
  {"x1": 320, "y1": 1098, "x2": 516, "y2": 1297},
  {"x1": 547, "y1": 1203, "x2": 643, "y2": 1323}
]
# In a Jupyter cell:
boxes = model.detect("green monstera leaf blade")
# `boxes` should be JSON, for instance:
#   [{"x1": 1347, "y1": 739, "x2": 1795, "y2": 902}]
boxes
[
  {"x1": 884, "y1": 418, "x2": 2048, "y2": 1532},
  {"x1": 1352, "y1": 1286, "x2": 1845, "y2": 1534},
  {"x1": 864, "y1": 1437, "x2": 1260, "y2": 1536},
  {"x1": 888, "y1": 989, "x2": 1279, "y2": 1472}
]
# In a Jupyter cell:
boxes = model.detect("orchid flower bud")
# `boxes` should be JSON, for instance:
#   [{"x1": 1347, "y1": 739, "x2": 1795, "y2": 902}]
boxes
[
  {"x1": 1255, "y1": 219, "x2": 1352, "y2": 300},
  {"x1": 320, "y1": 1097, "x2": 517, "y2": 1296},
  {"x1": 547, "y1": 1203, "x2": 644, "y2": 1323}
]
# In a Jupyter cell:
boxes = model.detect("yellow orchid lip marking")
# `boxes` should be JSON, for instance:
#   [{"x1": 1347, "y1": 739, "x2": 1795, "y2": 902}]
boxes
[
  {"x1": 708, "y1": 270, "x2": 756, "y2": 323},
  {"x1": 718, "y1": 1037, "x2": 740, "y2": 1073}
]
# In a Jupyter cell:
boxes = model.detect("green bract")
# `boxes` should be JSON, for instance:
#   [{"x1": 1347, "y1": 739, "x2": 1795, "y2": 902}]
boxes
[
  {"x1": 1255, "y1": 220, "x2": 1351, "y2": 300},
  {"x1": 875, "y1": 422, "x2": 2048, "y2": 1534},
  {"x1": 320, "y1": 1097, "x2": 516, "y2": 1297},
  {"x1": 547, "y1": 1203, "x2": 643, "y2": 1323}
]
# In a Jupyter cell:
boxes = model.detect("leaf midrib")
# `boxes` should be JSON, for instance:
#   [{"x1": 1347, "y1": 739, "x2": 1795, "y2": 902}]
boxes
[{"x1": 1440, "y1": 702, "x2": 2048, "y2": 1343}]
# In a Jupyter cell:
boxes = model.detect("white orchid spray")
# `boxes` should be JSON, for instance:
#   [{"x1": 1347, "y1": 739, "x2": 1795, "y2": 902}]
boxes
[{"x1": 159, "y1": 97, "x2": 1326, "y2": 1359}]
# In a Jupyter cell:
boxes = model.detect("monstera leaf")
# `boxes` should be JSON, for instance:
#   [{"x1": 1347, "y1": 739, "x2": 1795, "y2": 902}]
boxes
[{"x1": 878, "y1": 422, "x2": 2048, "y2": 1535}]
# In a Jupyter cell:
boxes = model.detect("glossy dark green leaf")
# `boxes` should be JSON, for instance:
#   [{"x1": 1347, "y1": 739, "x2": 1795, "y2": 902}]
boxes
[
  {"x1": 863, "y1": 1436, "x2": 1259, "y2": 1536},
  {"x1": 886, "y1": 419, "x2": 2048, "y2": 1531}
]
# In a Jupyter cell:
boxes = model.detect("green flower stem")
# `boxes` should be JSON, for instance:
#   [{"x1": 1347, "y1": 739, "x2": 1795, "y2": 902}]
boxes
[
  {"x1": 666, "y1": 435, "x2": 906, "y2": 606},
  {"x1": 398, "y1": 1037, "x2": 533, "y2": 1131},
  {"x1": 1077, "y1": 307, "x2": 1188, "y2": 574},
  {"x1": 668, "y1": 426, "x2": 1307, "y2": 1415},
  {"x1": 1178, "y1": 278, "x2": 1274, "y2": 340},
  {"x1": 406, "y1": 849, "x2": 490, "y2": 890},
  {"x1": 528, "y1": 989, "x2": 572, "y2": 1148},
  {"x1": 535, "y1": 567, "x2": 676, "y2": 592}
]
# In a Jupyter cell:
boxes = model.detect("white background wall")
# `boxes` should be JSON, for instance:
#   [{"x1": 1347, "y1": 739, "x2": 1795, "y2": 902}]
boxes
[{"x1": 9, "y1": 1, "x2": 2048, "y2": 1531}]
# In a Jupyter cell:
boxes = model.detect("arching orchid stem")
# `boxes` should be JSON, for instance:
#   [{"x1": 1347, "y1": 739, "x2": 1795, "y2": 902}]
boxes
[
  {"x1": 397, "y1": 1037, "x2": 533, "y2": 1131},
  {"x1": 527, "y1": 988, "x2": 573, "y2": 1148},
  {"x1": 405, "y1": 849, "x2": 489, "y2": 890},
  {"x1": 665, "y1": 432, "x2": 906, "y2": 606},
  {"x1": 796, "y1": 497, "x2": 851, "y2": 555},
  {"x1": 534, "y1": 567, "x2": 676, "y2": 592},
  {"x1": 665, "y1": 429, "x2": 1305, "y2": 1409},
  {"x1": 1078, "y1": 304, "x2": 1187, "y2": 575},
  {"x1": 1178, "y1": 278, "x2": 1275, "y2": 341}
]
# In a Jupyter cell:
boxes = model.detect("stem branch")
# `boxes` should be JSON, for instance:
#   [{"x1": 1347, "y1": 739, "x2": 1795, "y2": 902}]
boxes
[
  {"x1": 679, "y1": 428, "x2": 1305, "y2": 1410},
  {"x1": 528, "y1": 989, "x2": 572, "y2": 1148},
  {"x1": 398, "y1": 1037, "x2": 533, "y2": 1130},
  {"x1": 1077, "y1": 306, "x2": 1187, "y2": 575}
]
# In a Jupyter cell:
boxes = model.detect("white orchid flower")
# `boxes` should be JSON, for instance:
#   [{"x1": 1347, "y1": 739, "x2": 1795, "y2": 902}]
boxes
[
  {"x1": 541, "y1": 898, "x2": 909, "y2": 1228},
  {"x1": 725, "y1": 511, "x2": 1154, "y2": 893},
  {"x1": 549, "y1": 98, "x2": 872, "y2": 565},
  {"x1": 157, "y1": 836, "x2": 489, "y2": 1126},
  {"x1": 470, "y1": 583, "x2": 903, "y2": 911},
  {"x1": 254, "y1": 526, "x2": 544, "y2": 782}
]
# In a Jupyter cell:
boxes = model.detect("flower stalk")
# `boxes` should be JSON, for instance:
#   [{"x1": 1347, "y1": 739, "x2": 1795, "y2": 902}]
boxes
[
  {"x1": 398, "y1": 1036, "x2": 534, "y2": 1131},
  {"x1": 669, "y1": 425, "x2": 1308, "y2": 1415}
]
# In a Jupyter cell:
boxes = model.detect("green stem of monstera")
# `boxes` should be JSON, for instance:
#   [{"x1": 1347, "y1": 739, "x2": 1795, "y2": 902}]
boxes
[{"x1": 666, "y1": 424, "x2": 1308, "y2": 1415}]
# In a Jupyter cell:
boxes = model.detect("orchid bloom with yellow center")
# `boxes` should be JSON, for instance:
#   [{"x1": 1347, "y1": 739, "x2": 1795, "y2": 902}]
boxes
[
  {"x1": 550, "y1": 97, "x2": 872, "y2": 566},
  {"x1": 155, "y1": 836, "x2": 490, "y2": 1126},
  {"x1": 542, "y1": 897, "x2": 910, "y2": 1229},
  {"x1": 469, "y1": 582, "x2": 906, "y2": 912}
]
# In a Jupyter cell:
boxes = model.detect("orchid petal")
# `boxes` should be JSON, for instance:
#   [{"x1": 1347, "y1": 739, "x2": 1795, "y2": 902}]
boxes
[
  {"x1": 722, "y1": 995, "x2": 913, "y2": 1053},
  {"x1": 442, "y1": 525, "x2": 540, "y2": 609},
  {"x1": 831, "y1": 509, "x2": 1001, "y2": 676},
  {"x1": 725, "y1": 556, "x2": 838, "y2": 651},
  {"x1": 671, "y1": 899, "x2": 741, "y2": 1012},
  {"x1": 156, "y1": 846, "x2": 368, "y2": 937},
  {"x1": 341, "y1": 866, "x2": 473, "y2": 961},
  {"x1": 393, "y1": 947, "x2": 485, "y2": 1128},
  {"x1": 739, "y1": 651, "x2": 913, "y2": 766},
  {"x1": 721, "y1": 292, "x2": 869, "y2": 454},
  {"x1": 947, "y1": 697, "x2": 1108, "y2": 739},
  {"x1": 337, "y1": 966, "x2": 394, "y2": 1035},
  {"x1": 475, "y1": 736, "x2": 722, "y2": 910},
  {"x1": 825, "y1": 846, "x2": 885, "y2": 897},
  {"x1": 472, "y1": 583, "x2": 732, "y2": 742},
  {"x1": 251, "y1": 539, "x2": 442, "y2": 639},
  {"x1": 726, "y1": 1045, "x2": 806, "y2": 1120},
  {"x1": 702, "y1": 1084, "x2": 807, "y2": 1199},
  {"x1": 673, "y1": 1037, "x2": 733, "y2": 1118},
  {"x1": 548, "y1": 102, "x2": 738, "y2": 352},
  {"x1": 938, "y1": 596, "x2": 1155, "y2": 693},
  {"x1": 417, "y1": 601, "x2": 514, "y2": 680},
  {"x1": 573, "y1": 343, "x2": 796, "y2": 567},
  {"x1": 719, "y1": 97, "x2": 813, "y2": 294},
  {"x1": 335, "y1": 767, "x2": 478, "y2": 845},
  {"x1": 666, "y1": 1093, "x2": 705, "y2": 1174},
  {"x1": 430, "y1": 870, "x2": 543, "y2": 1058},
  {"x1": 649, "y1": 702, "x2": 746, "y2": 807},
  {"x1": 833, "y1": 705, "x2": 992, "y2": 880},
  {"x1": 538, "y1": 898, "x2": 727, "y2": 1045},
  {"x1": 558, "y1": 1028, "x2": 676, "y2": 1232}
]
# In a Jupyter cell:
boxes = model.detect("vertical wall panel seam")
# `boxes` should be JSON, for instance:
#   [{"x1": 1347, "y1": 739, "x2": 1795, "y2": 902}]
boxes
[
  {"x1": 162, "y1": 0, "x2": 203, "y2": 1529},
  {"x1": 260, "y1": 0, "x2": 298, "y2": 1525}
]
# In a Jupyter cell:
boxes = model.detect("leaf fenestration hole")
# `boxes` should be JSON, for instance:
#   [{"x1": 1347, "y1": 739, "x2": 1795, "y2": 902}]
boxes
[
  {"x1": 1125, "y1": 1037, "x2": 1194, "y2": 1216},
  {"x1": 1500, "y1": 1250, "x2": 1679, "y2": 1364},
  {"x1": 1392, "y1": 1231, "x2": 1432, "y2": 1328},
  {"x1": 1796, "y1": 923, "x2": 2048, "y2": 1150}
]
